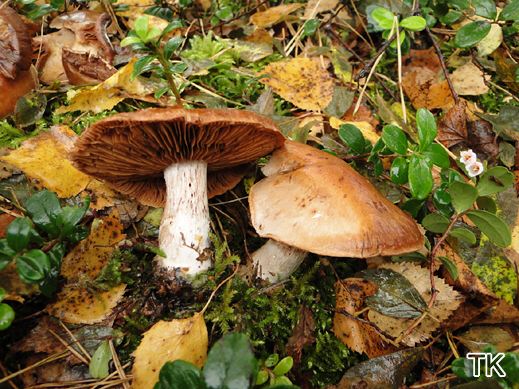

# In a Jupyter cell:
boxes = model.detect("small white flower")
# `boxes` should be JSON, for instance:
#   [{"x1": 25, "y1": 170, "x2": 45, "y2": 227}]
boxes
[
  {"x1": 466, "y1": 161, "x2": 484, "y2": 177},
  {"x1": 460, "y1": 149, "x2": 477, "y2": 166}
]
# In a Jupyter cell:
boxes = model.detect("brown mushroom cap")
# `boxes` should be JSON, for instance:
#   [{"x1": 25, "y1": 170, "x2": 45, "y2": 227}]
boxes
[
  {"x1": 0, "y1": 70, "x2": 34, "y2": 118},
  {"x1": 71, "y1": 108, "x2": 284, "y2": 205},
  {"x1": 62, "y1": 49, "x2": 116, "y2": 86},
  {"x1": 250, "y1": 141, "x2": 424, "y2": 257},
  {"x1": 0, "y1": 7, "x2": 32, "y2": 79}
]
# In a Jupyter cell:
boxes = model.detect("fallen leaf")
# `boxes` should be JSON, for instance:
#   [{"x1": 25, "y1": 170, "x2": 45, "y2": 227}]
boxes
[
  {"x1": 259, "y1": 57, "x2": 334, "y2": 112},
  {"x1": 56, "y1": 59, "x2": 158, "y2": 114},
  {"x1": 342, "y1": 102, "x2": 379, "y2": 129},
  {"x1": 47, "y1": 284, "x2": 126, "y2": 324},
  {"x1": 286, "y1": 305, "x2": 315, "y2": 365},
  {"x1": 330, "y1": 116, "x2": 380, "y2": 144},
  {"x1": 367, "y1": 262, "x2": 463, "y2": 346},
  {"x1": 333, "y1": 278, "x2": 397, "y2": 357},
  {"x1": 477, "y1": 24, "x2": 503, "y2": 57},
  {"x1": 0, "y1": 126, "x2": 90, "y2": 198},
  {"x1": 478, "y1": 104, "x2": 519, "y2": 139},
  {"x1": 0, "y1": 263, "x2": 38, "y2": 302},
  {"x1": 337, "y1": 347, "x2": 423, "y2": 389},
  {"x1": 132, "y1": 314, "x2": 208, "y2": 389},
  {"x1": 250, "y1": 4, "x2": 303, "y2": 28},
  {"x1": 467, "y1": 119, "x2": 499, "y2": 160},
  {"x1": 474, "y1": 299, "x2": 519, "y2": 324},
  {"x1": 303, "y1": 0, "x2": 339, "y2": 19},
  {"x1": 60, "y1": 213, "x2": 126, "y2": 281},
  {"x1": 115, "y1": 0, "x2": 168, "y2": 29},
  {"x1": 451, "y1": 61, "x2": 489, "y2": 96},
  {"x1": 402, "y1": 71, "x2": 454, "y2": 110},
  {"x1": 456, "y1": 325, "x2": 517, "y2": 352},
  {"x1": 494, "y1": 49, "x2": 519, "y2": 93},
  {"x1": 0, "y1": 213, "x2": 15, "y2": 237},
  {"x1": 438, "y1": 100, "x2": 468, "y2": 148}
]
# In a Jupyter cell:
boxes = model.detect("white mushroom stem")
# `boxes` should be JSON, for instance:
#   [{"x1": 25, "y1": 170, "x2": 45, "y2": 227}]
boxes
[
  {"x1": 252, "y1": 240, "x2": 307, "y2": 283},
  {"x1": 159, "y1": 161, "x2": 211, "y2": 276}
]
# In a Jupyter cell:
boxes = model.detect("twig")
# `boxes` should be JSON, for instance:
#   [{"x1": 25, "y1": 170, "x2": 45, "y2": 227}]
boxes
[
  {"x1": 425, "y1": 26, "x2": 459, "y2": 104},
  {"x1": 354, "y1": 31, "x2": 399, "y2": 82},
  {"x1": 48, "y1": 329, "x2": 89, "y2": 365},
  {"x1": 0, "y1": 352, "x2": 69, "y2": 384},
  {"x1": 395, "y1": 16, "x2": 407, "y2": 123},
  {"x1": 109, "y1": 340, "x2": 129, "y2": 389},
  {"x1": 59, "y1": 321, "x2": 91, "y2": 362},
  {"x1": 200, "y1": 264, "x2": 239, "y2": 315},
  {"x1": 0, "y1": 361, "x2": 18, "y2": 389}
]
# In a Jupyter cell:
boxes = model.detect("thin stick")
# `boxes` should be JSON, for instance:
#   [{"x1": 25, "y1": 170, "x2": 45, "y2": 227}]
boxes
[
  {"x1": 354, "y1": 31, "x2": 399, "y2": 82},
  {"x1": 410, "y1": 375, "x2": 456, "y2": 388},
  {"x1": 395, "y1": 16, "x2": 407, "y2": 123},
  {"x1": 59, "y1": 321, "x2": 91, "y2": 361},
  {"x1": 0, "y1": 361, "x2": 19, "y2": 389},
  {"x1": 0, "y1": 352, "x2": 69, "y2": 384},
  {"x1": 109, "y1": 340, "x2": 129, "y2": 389},
  {"x1": 48, "y1": 329, "x2": 89, "y2": 365},
  {"x1": 425, "y1": 26, "x2": 459, "y2": 104},
  {"x1": 200, "y1": 264, "x2": 239, "y2": 315}
]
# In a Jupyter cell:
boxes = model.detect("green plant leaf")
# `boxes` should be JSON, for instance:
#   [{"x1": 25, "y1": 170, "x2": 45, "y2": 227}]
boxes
[
  {"x1": 500, "y1": 0, "x2": 519, "y2": 21},
  {"x1": 409, "y1": 155, "x2": 433, "y2": 199},
  {"x1": 371, "y1": 7, "x2": 395, "y2": 30},
  {"x1": 448, "y1": 227, "x2": 477, "y2": 245},
  {"x1": 422, "y1": 213, "x2": 450, "y2": 233},
  {"x1": 164, "y1": 37, "x2": 184, "y2": 59},
  {"x1": 466, "y1": 210, "x2": 512, "y2": 248},
  {"x1": 89, "y1": 341, "x2": 112, "y2": 379},
  {"x1": 476, "y1": 196, "x2": 497, "y2": 213},
  {"x1": 477, "y1": 166, "x2": 514, "y2": 196},
  {"x1": 120, "y1": 36, "x2": 142, "y2": 47},
  {"x1": 0, "y1": 239, "x2": 15, "y2": 271},
  {"x1": 439, "y1": 256, "x2": 459, "y2": 280},
  {"x1": 256, "y1": 370, "x2": 269, "y2": 386},
  {"x1": 472, "y1": 0, "x2": 497, "y2": 19},
  {"x1": 203, "y1": 333, "x2": 257, "y2": 389},
  {"x1": 56, "y1": 198, "x2": 89, "y2": 239},
  {"x1": 361, "y1": 268, "x2": 427, "y2": 318},
  {"x1": 215, "y1": 6, "x2": 233, "y2": 21},
  {"x1": 400, "y1": 16, "x2": 427, "y2": 31},
  {"x1": 416, "y1": 108, "x2": 437, "y2": 151},
  {"x1": 273, "y1": 357, "x2": 293, "y2": 377},
  {"x1": 303, "y1": 19, "x2": 320, "y2": 37},
  {"x1": 145, "y1": 26, "x2": 162, "y2": 43},
  {"x1": 455, "y1": 21, "x2": 491, "y2": 48},
  {"x1": 338, "y1": 124, "x2": 367, "y2": 154},
  {"x1": 382, "y1": 125, "x2": 408, "y2": 155},
  {"x1": 0, "y1": 303, "x2": 15, "y2": 330},
  {"x1": 390, "y1": 156, "x2": 409, "y2": 184},
  {"x1": 16, "y1": 249, "x2": 50, "y2": 283},
  {"x1": 423, "y1": 144, "x2": 449, "y2": 168},
  {"x1": 265, "y1": 354, "x2": 279, "y2": 368},
  {"x1": 154, "y1": 360, "x2": 206, "y2": 389},
  {"x1": 440, "y1": 9, "x2": 462, "y2": 24},
  {"x1": 161, "y1": 19, "x2": 185, "y2": 36},
  {"x1": 6, "y1": 217, "x2": 32, "y2": 252},
  {"x1": 449, "y1": 181, "x2": 478, "y2": 213},
  {"x1": 134, "y1": 16, "x2": 150, "y2": 41},
  {"x1": 132, "y1": 55, "x2": 156, "y2": 79},
  {"x1": 24, "y1": 190, "x2": 61, "y2": 238}
]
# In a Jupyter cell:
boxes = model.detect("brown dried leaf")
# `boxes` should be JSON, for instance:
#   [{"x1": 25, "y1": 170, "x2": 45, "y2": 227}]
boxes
[
  {"x1": 468, "y1": 119, "x2": 499, "y2": 160},
  {"x1": 62, "y1": 49, "x2": 117, "y2": 86},
  {"x1": 259, "y1": 57, "x2": 334, "y2": 112},
  {"x1": 250, "y1": 3, "x2": 303, "y2": 28},
  {"x1": 0, "y1": 7, "x2": 32, "y2": 79},
  {"x1": 456, "y1": 325, "x2": 517, "y2": 352},
  {"x1": 402, "y1": 71, "x2": 454, "y2": 110},
  {"x1": 333, "y1": 278, "x2": 397, "y2": 357},
  {"x1": 438, "y1": 101, "x2": 468, "y2": 148},
  {"x1": 286, "y1": 306, "x2": 315, "y2": 364},
  {"x1": 451, "y1": 61, "x2": 489, "y2": 96},
  {"x1": 368, "y1": 262, "x2": 463, "y2": 346},
  {"x1": 132, "y1": 314, "x2": 208, "y2": 389}
]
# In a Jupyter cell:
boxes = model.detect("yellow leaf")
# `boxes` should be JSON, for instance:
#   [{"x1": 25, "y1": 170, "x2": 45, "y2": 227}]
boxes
[
  {"x1": 47, "y1": 284, "x2": 126, "y2": 324},
  {"x1": 132, "y1": 314, "x2": 208, "y2": 389},
  {"x1": 0, "y1": 126, "x2": 90, "y2": 198},
  {"x1": 115, "y1": 0, "x2": 169, "y2": 29},
  {"x1": 56, "y1": 59, "x2": 157, "y2": 114},
  {"x1": 83, "y1": 179, "x2": 118, "y2": 210},
  {"x1": 329, "y1": 117, "x2": 380, "y2": 144},
  {"x1": 250, "y1": 3, "x2": 303, "y2": 28},
  {"x1": 61, "y1": 213, "x2": 126, "y2": 281},
  {"x1": 260, "y1": 58, "x2": 333, "y2": 111},
  {"x1": 477, "y1": 24, "x2": 503, "y2": 57}
]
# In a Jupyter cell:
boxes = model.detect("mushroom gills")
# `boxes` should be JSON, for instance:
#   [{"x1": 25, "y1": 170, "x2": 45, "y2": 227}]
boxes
[
  {"x1": 159, "y1": 161, "x2": 211, "y2": 276},
  {"x1": 252, "y1": 240, "x2": 308, "y2": 282}
]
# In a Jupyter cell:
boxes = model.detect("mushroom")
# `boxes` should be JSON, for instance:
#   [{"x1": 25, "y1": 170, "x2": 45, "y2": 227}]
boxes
[
  {"x1": 0, "y1": 7, "x2": 34, "y2": 117},
  {"x1": 249, "y1": 140, "x2": 424, "y2": 282},
  {"x1": 62, "y1": 48, "x2": 116, "y2": 85},
  {"x1": 71, "y1": 107, "x2": 284, "y2": 277}
]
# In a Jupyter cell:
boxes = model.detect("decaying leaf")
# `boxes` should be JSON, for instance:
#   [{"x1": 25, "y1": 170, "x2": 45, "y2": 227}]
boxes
[
  {"x1": 259, "y1": 57, "x2": 334, "y2": 112},
  {"x1": 333, "y1": 278, "x2": 397, "y2": 357},
  {"x1": 337, "y1": 347, "x2": 423, "y2": 389},
  {"x1": 61, "y1": 213, "x2": 126, "y2": 280},
  {"x1": 438, "y1": 100, "x2": 468, "y2": 148},
  {"x1": 56, "y1": 59, "x2": 159, "y2": 114},
  {"x1": 62, "y1": 49, "x2": 117, "y2": 85},
  {"x1": 47, "y1": 284, "x2": 126, "y2": 324},
  {"x1": 250, "y1": 3, "x2": 303, "y2": 28},
  {"x1": 456, "y1": 325, "x2": 517, "y2": 352},
  {"x1": 330, "y1": 116, "x2": 380, "y2": 144},
  {"x1": 286, "y1": 305, "x2": 316, "y2": 364},
  {"x1": 0, "y1": 263, "x2": 38, "y2": 302},
  {"x1": 477, "y1": 24, "x2": 503, "y2": 57},
  {"x1": 0, "y1": 126, "x2": 90, "y2": 197},
  {"x1": 303, "y1": 0, "x2": 340, "y2": 19},
  {"x1": 367, "y1": 262, "x2": 463, "y2": 346},
  {"x1": 451, "y1": 61, "x2": 489, "y2": 96},
  {"x1": 115, "y1": 0, "x2": 169, "y2": 29},
  {"x1": 132, "y1": 314, "x2": 208, "y2": 389}
]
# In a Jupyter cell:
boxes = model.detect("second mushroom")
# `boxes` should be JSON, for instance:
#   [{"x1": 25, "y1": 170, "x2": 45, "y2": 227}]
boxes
[
  {"x1": 72, "y1": 107, "x2": 284, "y2": 277},
  {"x1": 249, "y1": 140, "x2": 424, "y2": 282}
]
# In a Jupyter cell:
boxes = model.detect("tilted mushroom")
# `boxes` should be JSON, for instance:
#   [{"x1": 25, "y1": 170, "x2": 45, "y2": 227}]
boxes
[
  {"x1": 249, "y1": 140, "x2": 424, "y2": 282},
  {"x1": 34, "y1": 10, "x2": 115, "y2": 85},
  {"x1": 0, "y1": 7, "x2": 35, "y2": 117},
  {"x1": 71, "y1": 107, "x2": 284, "y2": 277}
]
